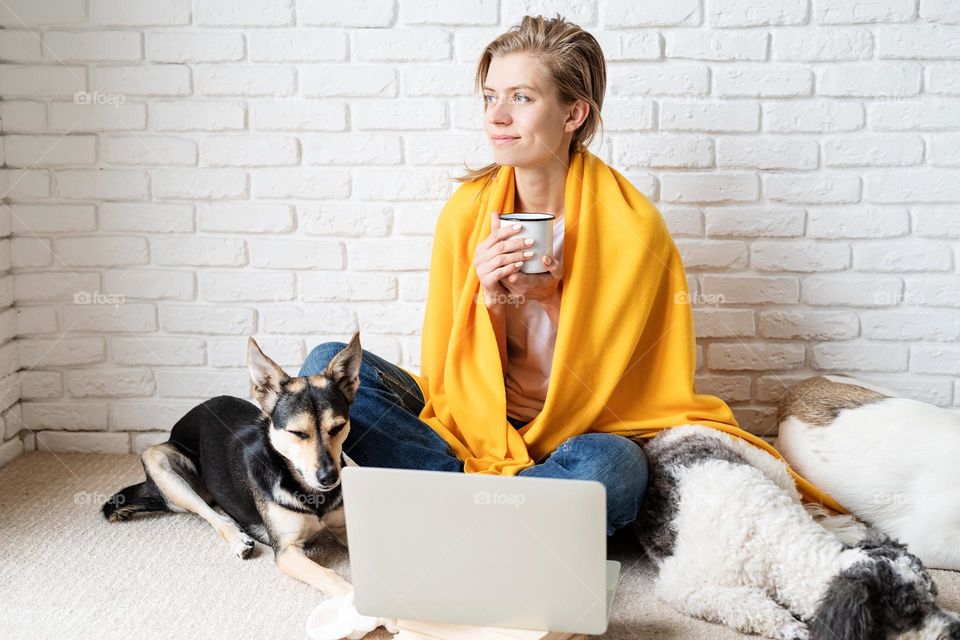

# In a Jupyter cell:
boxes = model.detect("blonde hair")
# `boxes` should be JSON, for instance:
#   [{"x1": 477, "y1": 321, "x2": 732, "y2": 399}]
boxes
[{"x1": 454, "y1": 14, "x2": 607, "y2": 191}]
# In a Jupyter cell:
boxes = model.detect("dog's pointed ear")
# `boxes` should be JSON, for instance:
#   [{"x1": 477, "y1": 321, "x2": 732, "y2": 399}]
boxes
[
  {"x1": 324, "y1": 331, "x2": 362, "y2": 404},
  {"x1": 247, "y1": 337, "x2": 290, "y2": 413}
]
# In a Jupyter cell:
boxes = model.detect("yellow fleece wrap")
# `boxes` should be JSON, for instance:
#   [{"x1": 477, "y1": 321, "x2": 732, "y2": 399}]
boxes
[{"x1": 399, "y1": 149, "x2": 846, "y2": 514}]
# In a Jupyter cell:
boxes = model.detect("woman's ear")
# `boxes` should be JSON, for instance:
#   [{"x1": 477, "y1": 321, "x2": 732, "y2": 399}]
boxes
[{"x1": 564, "y1": 98, "x2": 590, "y2": 133}]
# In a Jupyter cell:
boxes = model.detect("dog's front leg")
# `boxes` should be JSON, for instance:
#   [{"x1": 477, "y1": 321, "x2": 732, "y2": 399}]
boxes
[
  {"x1": 656, "y1": 569, "x2": 807, "y2": 640},
  {"x1": 276, "y1": 544, "x2": 353, "y2": 597},
  {"x1": 327, "y1": 525, "x2": 348, "y2": 548},
  {"x1": 263, "y1": 502, "x2": 353, "y2": 596},
  {"x1": 322, "y1": 507, "x2": 349, "y2": 548}
]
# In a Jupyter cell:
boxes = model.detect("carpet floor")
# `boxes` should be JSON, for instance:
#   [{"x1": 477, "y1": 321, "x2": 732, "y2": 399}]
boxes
[{"x1": 2, "y1": 451, "x2": 958, "y2": 640}]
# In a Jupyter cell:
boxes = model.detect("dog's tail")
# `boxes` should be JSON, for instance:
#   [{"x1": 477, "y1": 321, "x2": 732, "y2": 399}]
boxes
[
  {"x1": 101, "y1": 481, "x2": 169, "y2": 522},
  {"x1": 804, "y1": 503, "x2": 870, "y2": 546}
]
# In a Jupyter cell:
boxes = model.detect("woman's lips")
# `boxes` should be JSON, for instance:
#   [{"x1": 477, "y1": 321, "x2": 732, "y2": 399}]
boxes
[{"x1": 491, "y1": 136, "x2": 519, "y2": 146}]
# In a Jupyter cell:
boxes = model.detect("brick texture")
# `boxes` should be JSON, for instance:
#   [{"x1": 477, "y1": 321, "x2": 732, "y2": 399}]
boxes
[{"x1": 1, "y1": 0, "x2": 958, "y2": 455}]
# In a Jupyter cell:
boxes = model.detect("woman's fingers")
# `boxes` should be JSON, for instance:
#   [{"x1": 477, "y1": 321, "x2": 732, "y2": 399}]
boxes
[
  {"x1": 477, "y1": 212, "x2": 548, "y2": 297},
  {"x1": 477, "y1": 212, "x2": 521, "y2": 263},
  {"x1": 478, "y1": 257, "x2": 523, "y2": 284},
  {"x1": 544, "y1": 255, "x2": 562, "y2": 277},
  {"x1": 493, "y1": 262, "x2": 523, "y2": 281}
]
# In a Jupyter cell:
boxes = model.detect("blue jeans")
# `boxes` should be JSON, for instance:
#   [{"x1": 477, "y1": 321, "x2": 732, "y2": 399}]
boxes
[{"x1": 300, "y1": 342, "x2": 649, "y2": 536}]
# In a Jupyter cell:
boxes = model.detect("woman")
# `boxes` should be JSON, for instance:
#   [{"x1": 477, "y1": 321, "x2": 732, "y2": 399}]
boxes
[{"x1": 300, "y1": 15, "x2": 743, "y2": 537}]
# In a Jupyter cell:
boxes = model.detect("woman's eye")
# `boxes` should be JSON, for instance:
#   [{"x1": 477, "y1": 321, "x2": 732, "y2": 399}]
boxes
[
  {"x1": 288, "y1": 431, "x2": 309, "y2": 439},
  {"x1": 483, "y1": 94, "x2": 530, "y2": 104}
]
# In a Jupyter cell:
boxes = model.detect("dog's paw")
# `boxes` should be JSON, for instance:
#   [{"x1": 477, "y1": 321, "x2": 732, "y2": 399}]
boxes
[
  {"x1": 231, "y1": 533, "x2": 256, "y2": 559},
  {"x1": 775, "y1": 619, "x2": 809, "y2": 640}
]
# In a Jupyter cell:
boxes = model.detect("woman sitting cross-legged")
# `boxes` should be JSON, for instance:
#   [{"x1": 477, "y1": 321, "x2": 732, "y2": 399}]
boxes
[{"x1": 300, "y1": 15, "x2": 792, "y2": 538}]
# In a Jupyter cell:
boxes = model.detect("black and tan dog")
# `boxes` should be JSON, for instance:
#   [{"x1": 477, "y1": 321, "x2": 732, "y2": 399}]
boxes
[{"x1": 102, "y1": 332, "x2": 361, "y2": 596}]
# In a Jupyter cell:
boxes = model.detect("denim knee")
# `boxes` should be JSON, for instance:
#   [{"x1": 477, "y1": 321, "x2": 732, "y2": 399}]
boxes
[
  {"x1": 301, "y1": 341, "x2": 348, "y2": 376},
  {"x1": 574, "y1": 433, "x2": 648, "y2": 534}
]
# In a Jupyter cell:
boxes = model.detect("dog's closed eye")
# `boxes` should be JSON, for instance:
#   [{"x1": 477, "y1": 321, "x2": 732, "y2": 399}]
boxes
[
  {"x1": 329, "y1": 425, "x2": 345, "y2": 437},
  {"x1": 288, "y1": 430, "x2": 310, "y2": 440}
]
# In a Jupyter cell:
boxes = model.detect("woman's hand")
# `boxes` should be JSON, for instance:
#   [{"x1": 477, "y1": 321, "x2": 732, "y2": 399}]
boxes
[
  {"x1": 473, "y1": 212, "x2": 537, "y2": 305},
  {"x1": 501, "y1": 254, "x2": 563, "y2": 304}
]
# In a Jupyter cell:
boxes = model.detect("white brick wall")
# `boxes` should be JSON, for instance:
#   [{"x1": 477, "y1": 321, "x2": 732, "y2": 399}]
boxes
[
  {"x1": 0, "y1": 199, "x2": 25, "y2": 467},
  {"x1": 1, "y1": 0, "x2": 958, "y2": 460}
]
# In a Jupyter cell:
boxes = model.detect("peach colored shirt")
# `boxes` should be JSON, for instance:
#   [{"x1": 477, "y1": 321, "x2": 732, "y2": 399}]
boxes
[{"x1": 504, "y1": 214, "x2": 565, "y2": 423}]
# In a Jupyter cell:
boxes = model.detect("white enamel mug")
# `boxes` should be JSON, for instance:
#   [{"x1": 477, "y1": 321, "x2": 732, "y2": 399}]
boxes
[{"x1": 499, "y1": 212, "x2": 555, "y2": 274}]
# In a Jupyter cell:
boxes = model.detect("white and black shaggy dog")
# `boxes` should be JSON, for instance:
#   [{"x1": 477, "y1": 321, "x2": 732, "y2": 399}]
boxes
[
  {"x1": 631, "y1": 425, "x2": 960, "y2": 640},
  {"x1": 778, "y1": 374, "x2": 960, "y2": 572}
]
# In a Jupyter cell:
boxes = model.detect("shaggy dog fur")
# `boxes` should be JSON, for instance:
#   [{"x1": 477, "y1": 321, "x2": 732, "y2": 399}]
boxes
[{"x1": 631, "y1": 425, "x2": 960, "y2": 640}]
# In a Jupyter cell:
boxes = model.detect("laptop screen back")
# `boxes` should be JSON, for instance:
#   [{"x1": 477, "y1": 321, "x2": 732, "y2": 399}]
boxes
[{"x1": 341, "y1": 467, "x2": 609, "y2": 634}]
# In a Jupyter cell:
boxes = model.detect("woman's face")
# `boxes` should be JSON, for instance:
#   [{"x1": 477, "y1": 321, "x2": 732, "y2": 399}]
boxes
[{"x1": 482, "y1": 53, "x2": 587, "y2": 168}]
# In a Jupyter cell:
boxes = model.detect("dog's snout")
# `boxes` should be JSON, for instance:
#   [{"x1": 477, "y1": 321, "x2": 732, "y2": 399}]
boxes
[{"x1": 316, "y1": 467, "x2": 339, "y2": 489}]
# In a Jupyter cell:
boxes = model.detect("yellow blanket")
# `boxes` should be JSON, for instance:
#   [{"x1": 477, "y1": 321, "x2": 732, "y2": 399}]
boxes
[{"x1": 400, "y1": 149, "x2": 845, "y2": 513}]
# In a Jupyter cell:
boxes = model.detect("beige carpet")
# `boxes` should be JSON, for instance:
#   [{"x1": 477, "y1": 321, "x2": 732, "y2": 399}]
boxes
[{"x1": 2, "y1": 452, "x2": 959, "y2": 640}]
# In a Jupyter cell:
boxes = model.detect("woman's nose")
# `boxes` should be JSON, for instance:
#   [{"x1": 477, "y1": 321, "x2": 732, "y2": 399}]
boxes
[{"x1": 486, "y1": 97, "x2": 511, "y2": 123}]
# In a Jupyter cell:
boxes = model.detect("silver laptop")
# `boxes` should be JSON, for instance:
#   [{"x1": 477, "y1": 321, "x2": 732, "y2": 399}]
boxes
[{"x1": 341, "y1": 466, "x2": 620, "y2": 635}]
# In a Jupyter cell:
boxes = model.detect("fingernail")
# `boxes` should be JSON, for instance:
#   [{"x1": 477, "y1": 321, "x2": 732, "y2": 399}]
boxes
[
  {"x1": 524, "y1": 238, "x2": 534, "y2": 245},
  {"x1": 513, "y1": 224, "x2": 522, "y2": 230},
  {"x1": 544, "y1": 256, "x2": 552, "y2": 264},
  {"x1": 523, "y1": 251, "x2": 534, "y2": 257}
]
